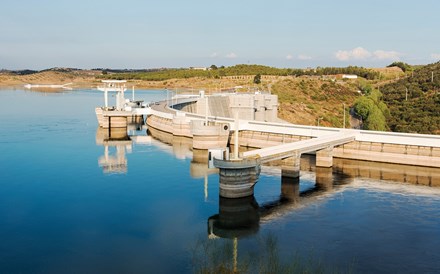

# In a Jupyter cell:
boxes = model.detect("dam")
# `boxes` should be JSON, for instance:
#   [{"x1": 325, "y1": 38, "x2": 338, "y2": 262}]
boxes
[{"x1": 96, "y1": 88, "x2": 440, "y2": 198}]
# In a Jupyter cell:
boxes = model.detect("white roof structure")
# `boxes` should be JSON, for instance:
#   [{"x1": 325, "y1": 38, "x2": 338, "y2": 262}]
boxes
[{"x1": 101, "y1": 80, "x2": 127, "y2": 83}]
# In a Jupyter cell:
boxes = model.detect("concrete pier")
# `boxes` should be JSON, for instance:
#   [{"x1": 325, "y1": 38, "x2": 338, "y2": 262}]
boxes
[
  {"x1": 281, "y1": 154, "x2": 301, "y2": 178},
  {"x1": 316, "y1": 146, "x2": 334, "y2": 167},
  {"x1": 214, "y1": 157, "x2": 261, "y2": 198}
]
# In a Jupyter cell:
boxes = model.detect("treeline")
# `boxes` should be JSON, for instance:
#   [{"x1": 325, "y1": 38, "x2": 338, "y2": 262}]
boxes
[
  {"x1": 381, "y1": 61, "x2": 440, "y2": 134},
  {"x1": 289, "y1": 66, "x2": 380, "y2": 80},
  {"x1": 99, "y1": 64, "x2": 381, "y2": 81}
]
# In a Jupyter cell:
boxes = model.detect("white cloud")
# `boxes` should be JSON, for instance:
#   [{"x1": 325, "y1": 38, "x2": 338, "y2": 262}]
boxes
[
  {"x1": 286, "y1": 54, "x2": 293, "y2": 60},
  {"x1": 210, "y1": 52, "x2": 218, "y2": 58},
  {"x1": 373, "y1": 50, "x2": 401, "y2": 60},
  {"x1": 352, "y1": 47, "x2": 372, "y2": 59},
  {"x1": 431, "y1": 53, "x2": 440, "y2": 60},
  {"x1": 335, "y1": 47, "x2": 372, "y2": 61},
  {"x1": 298, "y1": 54, "x2": 312, "y2": 60},
  {"x1": 225, "y1": 52, "x2": 237, "y2": 59},
  {"x1": 335, "y1": 47, "x2": 402, "y2": 61},
  {"x1": 335, "y1": 50, "x2": 351, "y2": 61}
]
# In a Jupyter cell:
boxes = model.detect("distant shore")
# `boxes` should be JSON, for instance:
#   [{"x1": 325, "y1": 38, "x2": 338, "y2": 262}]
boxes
[{"x1": 0, "y1": 70, "x2": 267, "y2": 92}]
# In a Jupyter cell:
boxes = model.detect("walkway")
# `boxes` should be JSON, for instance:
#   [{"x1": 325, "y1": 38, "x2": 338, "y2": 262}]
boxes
[{"x1": 242, "y1": 131, "x2": 356, "y2": 163}]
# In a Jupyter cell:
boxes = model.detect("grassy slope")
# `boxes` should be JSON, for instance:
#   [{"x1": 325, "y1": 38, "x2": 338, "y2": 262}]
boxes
[{"x1": 272, "y1": 77, "x2": 360, "y2": 127}]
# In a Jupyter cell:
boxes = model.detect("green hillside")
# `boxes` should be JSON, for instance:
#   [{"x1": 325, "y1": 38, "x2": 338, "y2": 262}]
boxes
[{"x1": 381, "y1": 62, "x2": 440, "y2": 134}]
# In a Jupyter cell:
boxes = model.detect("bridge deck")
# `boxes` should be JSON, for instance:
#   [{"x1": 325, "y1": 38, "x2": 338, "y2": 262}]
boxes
[{"x1": 242, "y1": 132, "x2": 356, "y2": 162}]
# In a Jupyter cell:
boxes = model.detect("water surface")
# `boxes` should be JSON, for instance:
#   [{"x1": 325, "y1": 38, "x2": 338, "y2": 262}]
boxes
[{"x1": 0, "y1": 89, "x2": 439, "y2": 273}]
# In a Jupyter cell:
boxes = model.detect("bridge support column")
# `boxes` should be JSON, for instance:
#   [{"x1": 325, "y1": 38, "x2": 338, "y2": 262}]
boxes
[
  {"x1": 281, "y1": 152, "x2": 301, "y2": 178},
  {"x1": 316, "y1": 146, "x2": 334, "y2": 167},
  {"x1": 214, "y1": 158, "x2": 261, "y2": 198}
]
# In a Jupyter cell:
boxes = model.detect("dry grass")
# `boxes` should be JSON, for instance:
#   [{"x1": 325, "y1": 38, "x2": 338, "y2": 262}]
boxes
[{"x1": 272, "y1": 77, "x2": 360, "y2": 127}]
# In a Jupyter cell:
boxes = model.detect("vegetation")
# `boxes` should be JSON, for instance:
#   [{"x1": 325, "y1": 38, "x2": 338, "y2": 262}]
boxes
[
  {"x1": 387, "y1": 61, "x2": 413, "y2": 73},
  {"x1": 253, "y1": 74, "x2": 261, "y2": 84},
  {"x1": 98, "y1": 64, "x2": 381, "y2": 81},
  {"x1": 353, "y1": 89, "x2": 389, "y2": 131},
  {"x1": 191, "y1": 233, "x2": 354, "y2": 273},
  {"x1": 380, "y1": 61, "x2": 440, "y2": 134},
  {"x1": 272, "y1": 78, "x2": 359, "y2": 127}
]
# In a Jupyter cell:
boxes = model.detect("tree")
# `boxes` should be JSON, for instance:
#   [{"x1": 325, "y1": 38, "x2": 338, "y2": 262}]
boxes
[
  {"x1": 387, "y1": 61, "x2": 412, "y2": 72},
  {"x1": 210, "y1": 64, "x2": 218, "y2": 70},
  {"x1": 253, "y1": 74, "x2": 261, "y2": 84},
  {"x1": 353, "y1": 88, "x2": 389, "y2": 131}
]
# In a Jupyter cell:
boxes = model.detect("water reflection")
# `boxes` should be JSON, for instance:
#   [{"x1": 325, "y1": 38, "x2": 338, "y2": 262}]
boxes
[
  {"x1": 96, "y1": 127, "x2": 132, "y2": 173},
  {"x1": 148, "y1": 126, "x2": 218, "y2": 178},
  {"x1": 204, "y1": 170, "x2": 354, "y2": 273},
  {"x1": 333, "y1": 158, "x2": 440, "y2": 187},
  {"x1": 209, "y1": 168, "x2": 353, "y2": 239},
  {"x1": 95, "y1": 124, "x2": 149, "y2": 174}
]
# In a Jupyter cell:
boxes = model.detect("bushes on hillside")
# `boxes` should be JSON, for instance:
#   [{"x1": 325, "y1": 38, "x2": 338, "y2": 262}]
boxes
[{"x1": 354, "y1": 89, "x2": 389, "y2": 131}]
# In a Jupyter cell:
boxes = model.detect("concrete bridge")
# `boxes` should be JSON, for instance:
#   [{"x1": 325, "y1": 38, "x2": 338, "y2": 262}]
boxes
[{"x1": 213, "y1": 131, "x2": 357, "y2": 198}]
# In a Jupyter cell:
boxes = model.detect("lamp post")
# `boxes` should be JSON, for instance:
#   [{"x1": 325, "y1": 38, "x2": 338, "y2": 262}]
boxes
[
  {"x1": 317, "y1": 117, "x2": 323, "y2": 128},
  {"x1": 343, "y1": 103, "x2": 346, "y2": 129}
]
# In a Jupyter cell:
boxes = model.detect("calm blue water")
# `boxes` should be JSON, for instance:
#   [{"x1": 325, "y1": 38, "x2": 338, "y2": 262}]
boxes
[{"x1": 0, "y1": 89, "x2": 440, "y2": 273}]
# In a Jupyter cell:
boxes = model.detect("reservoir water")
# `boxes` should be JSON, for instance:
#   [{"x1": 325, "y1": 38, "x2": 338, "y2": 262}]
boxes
[{"x1": 0, "y1": 88, "x2": 439, "y2": 273}]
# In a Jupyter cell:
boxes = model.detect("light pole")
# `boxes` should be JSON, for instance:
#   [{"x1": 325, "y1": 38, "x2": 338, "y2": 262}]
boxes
[
  {"x1": 343, "y1": 103, "x2": 346, "y2": 129},
  {"x1": 317, "y1": 117, "x2": 323, "y2": 128}
]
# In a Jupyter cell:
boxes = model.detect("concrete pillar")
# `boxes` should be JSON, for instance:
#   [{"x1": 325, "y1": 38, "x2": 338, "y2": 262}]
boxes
[
  {"x1": 281, "y1": 152, "x2": 301, "y2": 178},
  {"x1": 215, "y1": 158, "x2": 261, "y2": 198},
  {"x1": 316, "y1": 145, "x2": 334, "y2": 167}
]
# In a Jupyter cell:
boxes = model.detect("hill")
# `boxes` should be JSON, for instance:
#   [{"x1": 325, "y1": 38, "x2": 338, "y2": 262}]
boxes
[
  {"x1": 0, "y1": 68, "x2": 100, "y2": 87},
  {"x1": 381, "y1": 62, "x2": 440, "y2": 134},
  {"x1": 272, "y1": 77, "x2": 360, "y2": 127}
]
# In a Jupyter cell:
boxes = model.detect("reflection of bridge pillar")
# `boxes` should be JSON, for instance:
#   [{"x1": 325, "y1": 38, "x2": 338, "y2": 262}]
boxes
[
  {"x1": 315, "y1": 166, "x2": 333, "y2": 190},
  {"x1": 281, "y1": 175, "x2": 300, "y2": 203},
  {"x1": 316, "y1": 145, "x2": 334, "y2": 167},
  {"x1": 281, "y1": 152, "x2": 301, "y2": 178},
  {"x1": 208, "y1": 196, "x2": 260, "y2": 239}
]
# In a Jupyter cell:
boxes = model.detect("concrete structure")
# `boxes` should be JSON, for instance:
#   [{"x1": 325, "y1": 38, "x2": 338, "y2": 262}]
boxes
[
  {"x1": 95, "y1": 80, "x2": 146, "y2": 129},
  {"x1": 94, "y1": 88, "x2": 440, "y2": 199},
  {"x1": 342, "y1": 74, "x2": 358, "y2": 79},
  {"x1": 214, "y1": 132, "x2": 356, "y2": 198},
  {"x1": 177, "y1": 92, "x2": 279, "y2": 122}
]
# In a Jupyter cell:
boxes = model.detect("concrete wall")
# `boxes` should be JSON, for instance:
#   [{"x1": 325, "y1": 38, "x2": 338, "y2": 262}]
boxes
[
  {"x1": 178, "y1": 93, "x2": 278, "y2": 123},
  {"x1": 334, "y1": 141, "x2": 440, "y2": 168},
  {"x1": 226, "y1": 130, "x2": 440, "y2": 168}
]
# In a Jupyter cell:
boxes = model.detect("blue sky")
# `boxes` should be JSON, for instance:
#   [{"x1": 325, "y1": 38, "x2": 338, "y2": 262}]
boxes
[{"x1": 1, "y1": 0, "x2": 439, "y2": 69}]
